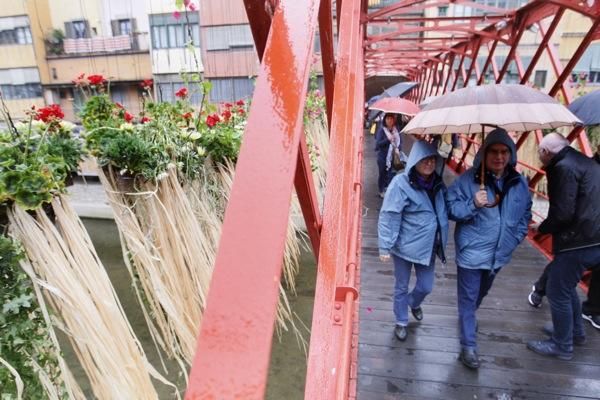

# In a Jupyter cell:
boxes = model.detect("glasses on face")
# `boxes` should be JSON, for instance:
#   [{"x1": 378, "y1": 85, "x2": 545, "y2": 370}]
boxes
[{"x1": 487, "y1": 148, "x2": 510, "y2": 157}]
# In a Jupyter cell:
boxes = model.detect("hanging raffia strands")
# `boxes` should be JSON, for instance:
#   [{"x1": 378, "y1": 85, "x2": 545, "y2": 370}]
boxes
[
  {"x1": 99, "y1": 164, "x2": 212, "y2": 368},
  {"x1": 8, "y1": 196, "x2": 173, "y2": 399}
]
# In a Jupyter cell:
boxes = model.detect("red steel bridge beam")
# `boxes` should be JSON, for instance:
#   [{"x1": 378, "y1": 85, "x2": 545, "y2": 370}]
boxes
[
  {"x1": 185, "y1": 0, "x2": 321, "y2": 397},
  {"x1": 305, "y1": 0, "x2": 364, "y2": 398}
]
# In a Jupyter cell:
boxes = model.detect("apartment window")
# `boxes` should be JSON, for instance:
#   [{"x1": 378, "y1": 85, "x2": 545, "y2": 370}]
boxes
[
  {"x1": 112, "y1": 19, "x2": 134, "y2": 36},
  {"x1": 534, "y1": 70, "x2": 547, "y2": 88},
  {"x1": 150, "y1": 13, "x2": 200, "y2": 49},
  {"x1": 0, "y1": 83, "x2": 42, "y2": 99},
  {"x1": 589, "y1": 71, "x2": 600, "y2": 84},
  {"x1": 438, "y1": 6, "x2": 448, "y2": 16},
  {"x1": 0, "y1": 16, "x2": 32, "y2": 45},
  {"x1": 205, "y1": 25, "x2": 253, "y2": 51},
  {"x1": 209, "y1": 77, "x2": 254, "y2": 103},
  {"x1": 65, "y1": 20, "x2": 90, "y2": 39},
  {"x1": 155, "y1": 75, "x2": 202, "y2": 104}
]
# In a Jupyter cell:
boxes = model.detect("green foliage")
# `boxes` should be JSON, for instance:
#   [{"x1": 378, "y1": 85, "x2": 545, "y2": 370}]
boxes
[
  {"x1": 0, "y1": 116, "x2": 83, "y2": 210},
  {"x1": 198, "y1": 124, "x2": 242, "y2": 164},
  {"x1": 0, "y1": 235, "x2": 67, "y2": 398}
]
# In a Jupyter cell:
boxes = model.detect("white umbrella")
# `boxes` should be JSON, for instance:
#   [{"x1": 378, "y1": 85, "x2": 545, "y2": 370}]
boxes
[{"x1": 404, "y1": 84, "x2": 581, "y2": 135}]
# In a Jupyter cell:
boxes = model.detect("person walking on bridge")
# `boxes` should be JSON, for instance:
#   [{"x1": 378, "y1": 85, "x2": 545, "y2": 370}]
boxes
[
  {"x1": 375, "y1": 113, "x2": 403, "y2": 198},
  {"x1": 527, "y1": 133, "x2": 600, "y2": 360},
  {"x1": 447, "y1": 128, "x2": 532, "y2": 370},
  {"x1": 378, "y1": 140, "x2": 449, "y2": 342}
]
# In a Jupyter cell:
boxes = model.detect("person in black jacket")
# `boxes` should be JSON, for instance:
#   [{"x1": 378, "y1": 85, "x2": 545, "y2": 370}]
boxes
[{"x1": 527, "y1": 133, "x2": 600, "y2": 360}]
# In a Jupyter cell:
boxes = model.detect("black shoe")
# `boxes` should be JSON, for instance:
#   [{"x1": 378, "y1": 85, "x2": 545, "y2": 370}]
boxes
[
  {"x1": 528, "y1": 285, "x2": 543, "y2": 308},
  {"x1": 527, "y1": 339, "x2": 573, "y2": 360},
  {"x1": 583, "y1": 313, "x2": 600, "y2": 330},
  {"x1": 411, "y1": 307, "x2": 423, "y2": 321},
  {"x1": 541, "y1": 322, "x2": 586, "y2": 346},
  {"x1": 459, "y1": 348, "x2": 480, "y2": 369},
  {"x1": 394, "y1": 325, "x2": 408, "y2": 341}
]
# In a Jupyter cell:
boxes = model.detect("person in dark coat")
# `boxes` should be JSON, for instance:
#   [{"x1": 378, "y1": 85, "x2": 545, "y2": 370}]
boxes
[
  {"x1": 447, "y1": 128, "x2": 532, "y2": 369},
  {"x1": 375, "y1": 113, "x2": 402, "y2": 198},
  {"x1": 527, "y1": 133, "x2": 600, "y2": 360},
  {"x1": 528, "y1": 141, "x2": 600, "y2": 331}
]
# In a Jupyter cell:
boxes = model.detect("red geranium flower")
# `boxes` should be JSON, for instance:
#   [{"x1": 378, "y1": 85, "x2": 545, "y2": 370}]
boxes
[
  {"x1": 175, "y1": 87, "x2": 188, "y2": 98},
  {"x1": 141, "y1": 116, "x2": 151, "y2": 124},
  {"x1": 35, "y1": 104, "x2": 64, "y2": 123},
  {"x1": 223, "y1": 102, "x2": 233, "y2": 108},
  {"x1": 87, "y1": 74, "x2": 106, "y2": 86},
  {"x1": 206, "y1": 114, "x2": 220, "y2": 127},
  {"x1": 173, "y1": 10, "x2": 181, "y2": 20},
  {"x1": 140, "y1": 79, "x2": 153, "y2": 89},
  {"x1": 115, "y1": 102, "x2": 124, "y2": 109},
  {"x1": 72, "y1": 72, "x2": 86, "y2": 85},
  {"x1": 182, "y1": 112, "x2": 193, "y2": 120},
  {"x1": 236, "y1": 99, "x2": 245, "y2": 106},
  {"x1": 222, "y1": 109, "x2": 232, "y2": 121},
  {"x1": 124, "y1": 111, "x2": 134, "y2": 123},
  {"x1": 237, "y1": 108, "x2": 245, "y2": 115},
  {"x1": 188, "y1": 2, "x2": 197, "y2": 11}
]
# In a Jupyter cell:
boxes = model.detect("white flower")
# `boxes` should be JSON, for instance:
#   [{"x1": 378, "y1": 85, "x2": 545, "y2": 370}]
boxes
[
  {"x1": 119, "y1": 123, "x2": 134, "y2": 131},
  {"x1": 188, "y1": 131, "x2": 201, "y2": 141},
  {"x1": 60, "y1": 121, "x2": 75, "y2": 132},
  {"x1": 196, "y1": 146, "x2": 206, "y2": 156}
]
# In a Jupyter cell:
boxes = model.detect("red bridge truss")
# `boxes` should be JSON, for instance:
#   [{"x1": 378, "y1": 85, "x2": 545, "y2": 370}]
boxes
[{"x1": 185, "y1": 0, "x2": 600, "y2": 398}]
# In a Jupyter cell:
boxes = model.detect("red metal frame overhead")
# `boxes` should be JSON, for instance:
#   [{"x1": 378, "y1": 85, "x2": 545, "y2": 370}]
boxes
[{"x1": 185, "y1": 0, "x2": 599, "y2": 398}]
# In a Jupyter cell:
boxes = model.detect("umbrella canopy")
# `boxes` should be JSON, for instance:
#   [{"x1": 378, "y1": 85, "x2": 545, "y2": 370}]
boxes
[
  {"x1": 367, "y1": 94, "x2": 382, "y2": 106},
  {"x1": 403, "y1": 84, "x2": 581, "y2": 135},
  {"x1": 369, "y1": 97, "x2": 420, "y2": 116},
  {"x1": 568, "y1": 89, "x2": 600, "y2": 126},
  {"x1": 382, "y1": 81, "x2": 418, "y2": 98},
  {"x1": 419, "y1": 95, "x2": 439, "y2": 108}
]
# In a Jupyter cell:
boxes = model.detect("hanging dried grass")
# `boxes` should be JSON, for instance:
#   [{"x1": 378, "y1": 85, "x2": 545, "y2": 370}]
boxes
[
  {"x1": 98, "y1": 165, "x2": 212, "y2": 367},
  {"x1": 8, "y1": 197, "x2": 169, "y2": 399}
]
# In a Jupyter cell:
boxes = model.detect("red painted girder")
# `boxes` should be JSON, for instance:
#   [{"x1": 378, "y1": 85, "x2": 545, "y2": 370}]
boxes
[
  {"x1": 496, "y1": 16, "x2": 526, "y2": 83},
  {"x1": 184, "y1": 0, "x2": 320, "y2": 398},
  {"x1": 520, "y1": 9, "x2": 564, "y2": 85},
  {"x1": 305, "y1": 0, "x2": 364, "y2": 397},
  {"x1": 243, "y1": 0, "x2": 272, "y2": 61},
  {"x1": 319, "y1": 0, "x2": 336, "y2": 129},
  {"x1": 295, "y1": 134, "x2": 322, "y2": 260},
  {"x1": 368, "y1": 14, "x2": 509, "y2": 23},
  {"x1": 365, "y1": 23, "x2": 499, "y2": 45},
  {"x1": 367, "y1": 0, "x2": 510, "y2": 21},
  {"x1": 546, "y1": 0, "x2": 600, "y2": 19},
  {"x1": 463, "y1": 36, "x2": 482, "y2": 87}
]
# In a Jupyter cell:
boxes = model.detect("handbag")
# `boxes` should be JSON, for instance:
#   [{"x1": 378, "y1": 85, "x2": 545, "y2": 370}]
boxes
[{"x1": 392, "y1": 148, "x2": 406, "y2": 171}]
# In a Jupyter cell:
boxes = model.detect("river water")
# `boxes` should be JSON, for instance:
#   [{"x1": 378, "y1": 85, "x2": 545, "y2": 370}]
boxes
[{"x1": 62, "y1": 218, "x2": 316, "y2": 399}]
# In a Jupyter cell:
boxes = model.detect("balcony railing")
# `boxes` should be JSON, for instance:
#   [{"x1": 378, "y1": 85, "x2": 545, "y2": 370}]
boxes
[{"x1": 60, "y1": 33, "x2": 149, "y2": 55}]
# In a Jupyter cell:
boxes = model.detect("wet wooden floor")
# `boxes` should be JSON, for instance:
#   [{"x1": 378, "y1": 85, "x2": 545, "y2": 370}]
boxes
[{"x1": 357, "y1": 134, "x2": 600, "y2": 400}]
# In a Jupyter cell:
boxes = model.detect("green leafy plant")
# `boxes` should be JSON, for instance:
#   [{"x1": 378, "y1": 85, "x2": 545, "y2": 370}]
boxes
[
  {"x1": 0, "y1": 235, "x2": 67, "y2": 398},
  {"x1": 0, "y1": 106, "x2": 85, "y2": 210}
]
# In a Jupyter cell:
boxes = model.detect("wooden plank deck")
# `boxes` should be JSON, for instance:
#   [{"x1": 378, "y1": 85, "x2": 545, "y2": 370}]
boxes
[{"x1": 357, "y1": 134, "x2": 600, "y2": 400}]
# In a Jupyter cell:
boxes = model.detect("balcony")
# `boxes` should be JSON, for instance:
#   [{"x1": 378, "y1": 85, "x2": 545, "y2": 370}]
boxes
[{"x1": 47, "y1": 33, "x2": 149, "y2": 58}]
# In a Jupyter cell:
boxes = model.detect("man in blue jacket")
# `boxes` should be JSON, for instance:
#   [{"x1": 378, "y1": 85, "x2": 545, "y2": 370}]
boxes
[
  {"x1": 527, "y1": 133, "x2": 600, "y2": 360},
  {"x1": 448, "y1": 128, "x2": 532, "y2": 369}
]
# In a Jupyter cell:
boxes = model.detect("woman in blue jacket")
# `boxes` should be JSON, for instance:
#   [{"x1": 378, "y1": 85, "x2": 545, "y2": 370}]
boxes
[
  {"x1": 378, "y1": 140, "x2": 449, "y2": 342},
  {"x1": 447, "y1": 128, "x2": 532, "y2": 369}
]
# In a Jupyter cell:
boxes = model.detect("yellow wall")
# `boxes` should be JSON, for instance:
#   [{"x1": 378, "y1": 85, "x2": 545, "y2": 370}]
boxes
[
  {"x1": 47, "y1": 53, "x2": 152, "y2": 84},
  {"x1": 49, "y1": 0, "x2": 104, "y2": 35},
  {"x1": 0, "y1": 45, "x2": 37, "y2": 68},
  {"x1": 1, "y1": 98, "x2": 45, "y2": 120},
  {"x1": 0, "y1": 2, "x2": 27, "y2": 16},
  {"x1": 25, "y1": 0, "x2": 52, "y2": 83}
]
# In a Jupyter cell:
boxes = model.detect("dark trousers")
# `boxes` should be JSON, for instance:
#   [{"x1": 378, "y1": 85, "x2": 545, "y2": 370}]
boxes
[
  {"x1": 457, "y1": 267, "x2": 499, "y2": 349},
  {"x1": 546, "y1": 246, "x2": 600, "y2": 350},
  {"x1": 377, "y1": 156, "x2": 394, "y2": 193},
  {"x1": 535, "y1": 261, "x2": 600, "y2": 315},
  {"x1": 583, "y1": 266, "x2": 600, "y2": 315}
]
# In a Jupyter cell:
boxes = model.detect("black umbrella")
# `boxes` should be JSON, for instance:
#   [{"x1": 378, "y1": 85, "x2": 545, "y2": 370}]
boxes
[
  {"x1": 568, "y1": 89, "x2": 600, "y2": 126},
  {"x1": 382, "y1": 81, "x2": 418, "y2": 98}
]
